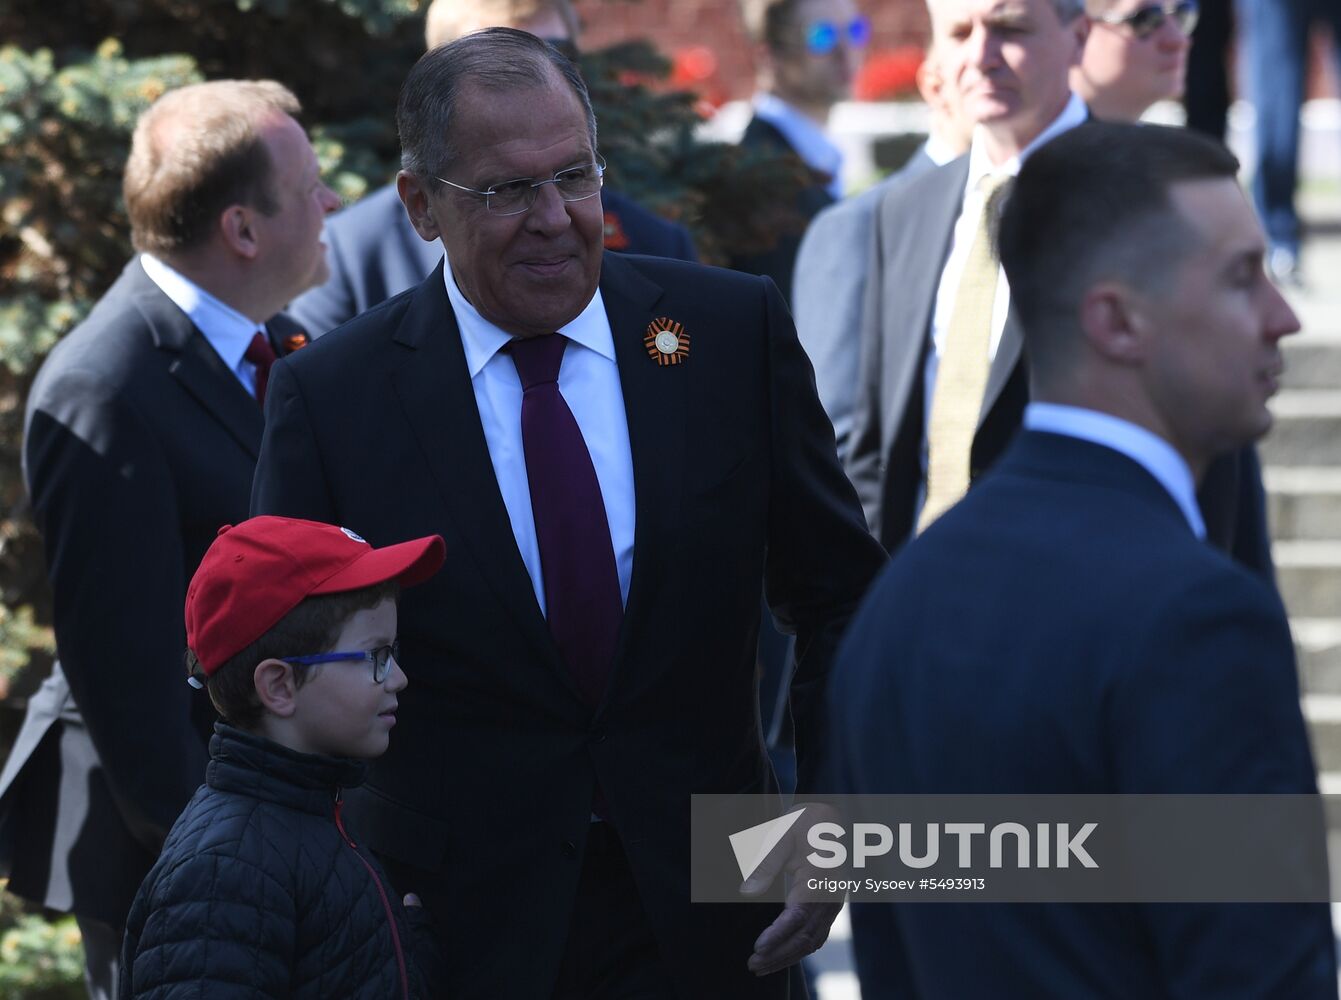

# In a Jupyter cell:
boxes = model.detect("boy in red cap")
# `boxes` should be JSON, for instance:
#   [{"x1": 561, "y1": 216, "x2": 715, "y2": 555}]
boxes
[{"x1": 119, "y1": 516, "x2": 446, "y2": 999}]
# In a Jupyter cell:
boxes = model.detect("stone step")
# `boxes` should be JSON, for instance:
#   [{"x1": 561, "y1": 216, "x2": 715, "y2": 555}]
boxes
[
  {"x1": 1276, "y1": 541, "x2": 1341, "y2": 620},
  {"x1": 1283, "y1": 333, "x2": 1341, "y2": 391},
  {"x1": 1266, "y1": 467, "x2": 1341, "y2": 541},
  {"x1": 1263, "y1": 391, "x2": 1341, "y2": 466},
  {"x1": 1296, "y1": 619, "x2": 1341, "y2": 695},
  {"x1": 1305, "y1": 696, "x2": 1341, "y2": 774}
]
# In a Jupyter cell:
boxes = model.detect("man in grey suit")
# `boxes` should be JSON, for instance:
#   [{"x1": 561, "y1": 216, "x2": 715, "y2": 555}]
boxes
[
  {"x1": 792, "y1": 46, "x2": 971, "y2": 451},
  {"x1": 845, "y1": 0, "x2": 1271, "y2": 575}
]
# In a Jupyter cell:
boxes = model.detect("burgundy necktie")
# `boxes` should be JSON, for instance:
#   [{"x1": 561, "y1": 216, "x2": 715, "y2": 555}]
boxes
[
  {"x1": 245, "y1": 330, "x2": 278, "y2": 408},
  {"x1": 509, "y1": 334, "x2": 623, "y2": 710}
]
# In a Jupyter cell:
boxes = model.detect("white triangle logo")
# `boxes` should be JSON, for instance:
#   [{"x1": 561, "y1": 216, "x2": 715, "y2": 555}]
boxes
[{"x1": 729, "y1": 808, "x2": 807, "y2": 882}]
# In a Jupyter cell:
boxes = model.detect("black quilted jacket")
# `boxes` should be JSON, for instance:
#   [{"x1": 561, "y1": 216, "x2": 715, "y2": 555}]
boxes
[{"x1": 119, "y1": 724, "x2": 439, "y2": 998}]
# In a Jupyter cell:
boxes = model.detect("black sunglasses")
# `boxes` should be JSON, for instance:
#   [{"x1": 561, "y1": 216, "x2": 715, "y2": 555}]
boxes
[{"x1": 1095, "y1": 0, "x2": 1199, "y2": 40}]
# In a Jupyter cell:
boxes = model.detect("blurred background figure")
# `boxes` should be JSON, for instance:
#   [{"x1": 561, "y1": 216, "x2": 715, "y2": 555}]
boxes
[
  {"x1": 287, "y1": 0, "x2": 697, "y2": 336},
  {"x1": 1238, "y1": 0, "x2": 1341, "y2": 287},
  {"x1": 731, "y1": 0, "x2": 868, "y2": 303},
  {"x1": 1072, "y1": 0, "x2": 1199, "y2": 122},
  {"x1": 1183, "y1": 0, "x2": 1232, "y2": 138},
  {"x1": 794, "y1": 46, "x2": 971, "y2": 455}
]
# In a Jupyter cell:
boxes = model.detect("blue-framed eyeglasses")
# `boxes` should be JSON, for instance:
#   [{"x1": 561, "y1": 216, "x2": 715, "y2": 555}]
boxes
[
  {"x1": 435, "y1": 157, "x2": 605, "y2": 217},
  {"x1": 1095, "y1": 0, "x2": 1199, "y2": 39},
  {"x1": 806, "y1": 16, "x2": 870, "y2": 55},
  {"x1": 283, "y1": 640, "x2": 400, "y2": 684}
]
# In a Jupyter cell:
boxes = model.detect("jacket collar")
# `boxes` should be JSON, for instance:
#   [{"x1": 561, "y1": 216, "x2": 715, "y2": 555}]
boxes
[{"x1": 207, "y1": 723, "x2": 366, "y2": 816}]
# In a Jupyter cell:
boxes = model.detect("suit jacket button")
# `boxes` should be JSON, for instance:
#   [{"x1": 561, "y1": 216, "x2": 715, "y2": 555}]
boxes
[{"x1": 561, "y1": 840, "x2": 577, "y2": 859}]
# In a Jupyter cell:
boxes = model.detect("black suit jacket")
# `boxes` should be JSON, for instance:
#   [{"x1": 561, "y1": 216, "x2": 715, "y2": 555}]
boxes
[
  {"x1": 730, "y1": 115, "x2": 838, "y2": 307},
  {"x1": 827, "y1": 430, "x2": 1335, "y2": 998},
  {"x1": 0, "y1": 259, "x2": 302, "y2": 926},
  {"x1": 251, "y1": 251, "x2": 886, "y2": 998},
  {"x1": 845, "y1": 153, "x2": 1273, "y2": 576},
  {"x1": 288, "y1": 183, "x2": 698, "y2": 336}
]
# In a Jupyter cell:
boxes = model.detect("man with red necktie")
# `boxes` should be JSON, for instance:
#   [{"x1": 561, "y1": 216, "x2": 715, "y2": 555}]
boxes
[
  {"x1": 251, "y1": 28, "x2": 884, "y2": 1000},
  {"x1": 0, "y1": 79, "x2": 337, "y2": 999}
]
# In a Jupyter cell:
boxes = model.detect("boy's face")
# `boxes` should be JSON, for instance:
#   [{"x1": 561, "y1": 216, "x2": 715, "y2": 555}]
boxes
[{"x1": 289, "y1": 597, "x2": 407, "y2": 759}]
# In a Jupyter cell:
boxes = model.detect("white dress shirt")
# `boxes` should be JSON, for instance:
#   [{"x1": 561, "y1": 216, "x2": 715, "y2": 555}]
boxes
[
  {"x1": 443, "y1": 259, "x2": 636, "y2": 617},
  {"x1": 920, "y1": 92, "x2": 1090, "y2": 472},
  {"x1": 140, "y1": 254, "x2": 268, "y2": 398},
  {"x1": 753, "y1": 93, "x2": 845, "y2": 200},
  {"x1": 1024, "y1": 402, "x2": 1207, "y2": 539}
]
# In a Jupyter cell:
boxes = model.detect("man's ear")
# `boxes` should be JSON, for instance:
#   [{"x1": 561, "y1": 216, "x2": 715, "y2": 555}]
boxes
[
  {"x1": 254, "y1": 658, "x2": 301, "y2": 718},
  {"x1": 1079, "y1": 281, "x2": 1151, "y2": 366},
  {"x1": 398, "y1": 171, "x2": 441, "y2": 242},
  {"x1": 220, "y1": 204, "x2": 261, "y2": 259}
]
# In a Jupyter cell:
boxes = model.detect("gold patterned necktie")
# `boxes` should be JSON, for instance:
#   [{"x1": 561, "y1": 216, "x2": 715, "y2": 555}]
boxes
[{"x1": 918, "y1": 172, "x2": 1010, "y2": 533}]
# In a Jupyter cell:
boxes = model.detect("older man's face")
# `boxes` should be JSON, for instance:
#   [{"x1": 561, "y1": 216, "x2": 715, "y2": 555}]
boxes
[
  {"x1": 429, "y1": 75, "x2": 604, "y2": 339},
  {"x1": 929, "y1": 0, "x2": 1085, "y2": 152}
]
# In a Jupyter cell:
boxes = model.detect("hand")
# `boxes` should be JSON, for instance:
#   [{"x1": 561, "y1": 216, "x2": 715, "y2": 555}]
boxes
[
  {"x1": 740, "y1": 803, "x2": 845, "y2": 977},
  {"x1": 403, "y1": 893, "x2": 422, "y2": 908}
]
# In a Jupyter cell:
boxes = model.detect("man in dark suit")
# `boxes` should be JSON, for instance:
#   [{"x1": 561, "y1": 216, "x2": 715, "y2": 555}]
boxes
[
  {"x1": 287, "y1": 0, "x2": 696, "y2": 337},
  {"x1": 0, "y1": 80, "x2": 337, "y2": 998},
  {"x1": 792, "y1": 46, "x2": 971, "y2": 453},
  {"x1": 828, "y1": 121, "x2": 1336, "y2": 998},
  {"x1": 252, "y1": 29, "x2": 884, "y2": 1000},
  {"x1": 846, "y1": 0, "x2": 1271, "y2": 576},
  {"x1": 730, "y1": 0, "x2": 866, "y2": 304}
]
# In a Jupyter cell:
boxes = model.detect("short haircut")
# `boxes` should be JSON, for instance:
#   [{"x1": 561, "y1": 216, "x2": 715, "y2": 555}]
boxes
[
  {"x1": 424, "y1": 0, "x2": 580, "y2": 49},
  {"x1": 123, "y1": 80, "x2": 301, "y2": 255},
  {"x1": 398, "y1": 26, "x2": 597, "y2": 184},
  {"x1": 189, "y1": 580, "x2": 400, "y2": 730},
  {"x1": 926, "y1": 0, "x2": 1086, "y2": 25},
  {"x1": 996, "y1": 122, "x2": 1240, "y2": 377}
]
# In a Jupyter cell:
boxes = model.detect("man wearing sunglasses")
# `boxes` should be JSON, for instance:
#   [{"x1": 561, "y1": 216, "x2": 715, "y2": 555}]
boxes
[
  {"x1": 1073, "y1": 0, "x2": 1199, "y2": 122},
  {"x1": 732, "y1": 0, "x2": 869, "y2": 304}
]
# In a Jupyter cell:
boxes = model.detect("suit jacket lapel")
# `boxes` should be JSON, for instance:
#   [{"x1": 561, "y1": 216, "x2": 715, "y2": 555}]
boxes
[
  {"x1": 387, "y1": 264, "x2": 567, "y2": 681},
  {"x1": 596, "y1": 253, "x2": 682, "y2": 706},
  {"x1": 878, "y1": 156, "x2": 970, "y2": 453},
  {"x1": 127, "y1": 260, "x2": 264, "y2": 457}
]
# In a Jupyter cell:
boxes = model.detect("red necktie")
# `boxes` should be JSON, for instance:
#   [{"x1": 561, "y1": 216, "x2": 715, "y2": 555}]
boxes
[
  {"x1": 509, "y1": 333, "x2": 623, "y2": 709},
  {"x1": 245, "y1": 331, "x2": 278, "y2": 408}
]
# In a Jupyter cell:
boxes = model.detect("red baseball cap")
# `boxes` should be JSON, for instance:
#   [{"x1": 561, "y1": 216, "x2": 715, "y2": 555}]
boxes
[{"x1": 186, "y1": 516, "x2": 445, "y2": 677}]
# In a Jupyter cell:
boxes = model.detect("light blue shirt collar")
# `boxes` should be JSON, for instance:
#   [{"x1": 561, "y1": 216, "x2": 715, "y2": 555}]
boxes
[
  {"x1": 1024, "y1": 402, "x2": 1206, "y2": 539},
  {"x1": 753, "y1": 93, "x2": 844, "y2": 199},
  {"x1": 442, "y1": 257, "x2": 613, "y2": 377},
  {"x1": 139, "y1": 254, "x2": 264, "y2": 373}
]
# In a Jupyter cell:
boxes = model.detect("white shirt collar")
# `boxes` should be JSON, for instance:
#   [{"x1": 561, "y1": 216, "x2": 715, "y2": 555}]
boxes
[
  {"x1": 965, "y1": 92, "x2": 1088, "y2": 191},
  {"x1": 1024, "y1": 402, "x2": 1206, "y2": 539},
  {"x1": 139, "y1": 254, "x2": 263, "y2": 371},
  {"x1": 753, "y1": 93, "x2": 844, "y2": 199},
  {"x1": 442, "y1": 257, "x2": 613, "y2": 378},
  {"x1": 922, "y1": 133, "x2": 962, "y2": 168}
]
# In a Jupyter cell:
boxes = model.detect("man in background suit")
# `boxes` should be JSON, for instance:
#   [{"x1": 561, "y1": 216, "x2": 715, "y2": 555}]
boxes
[
  {"x1": 730, "y1": 0, "x2": 866, "y2": 304},
  {"x1": 828, "y1": 121, "x2": 1335, "y2": 999},
  {"x1": 252, "y1": 29, "x2": 885, "y2": 999},
  {"x1": 1071, "y1": 0, "x2": 1197, "y2": 121},
  {"x1": 846, "y1": 0, "x2": 1271, "y2": 576},
  {"x1": 792, "y1": 46, "x2": 972, "y2": 452},
  {"x1": 288, "y1": 0, "x2": 696, "y2": 337},
  {"x1": 0, "y1": 80, "x2": 337, "y2": 998}
]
